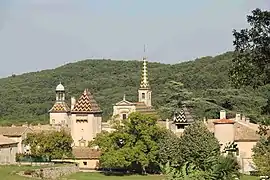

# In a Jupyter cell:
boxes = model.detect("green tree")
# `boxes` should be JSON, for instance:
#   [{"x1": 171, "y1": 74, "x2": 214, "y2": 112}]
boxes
[
  {"x1": 158, "y1": 81, "x2": 192, "y2": 118},
  {"x1": 90, "y1": 112, "x2": 162, "y2": 173},
  {"x1": 158, "y1": 130, "x2": 182, "y2": 167},
  {"x1": 230, "y1": 8, "x2": 270, "y2": 88},
  {"x1": 24, "y1": 130, "x2": 73, "y2": 159},
  {"x1": 179, "y1": 121, "x2": 220, "y2": 170},
  {"x1": 252, "y1": 136, "x2": 270, "y2": 176}
]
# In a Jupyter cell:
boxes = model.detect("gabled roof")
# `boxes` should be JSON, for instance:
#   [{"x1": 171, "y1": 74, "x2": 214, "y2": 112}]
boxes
[
  {"x1": 72, "y1": 147, "x2": 101, "y2": 159},
  {"x1": 49, "y1": 102, "x2": 70, "y2": 113},
  {"x1": 0, "y1": 126, "x2": 33, "y2": 137},
  {"x1": 115, "y1": 100, "x2": 135, "y2": 106},
  {"x1": 0, "y1": 135, "x2": 18, "y2": 145},
  {"x1": 71, "y1": 89, "x2": 101, "y2": 113}
]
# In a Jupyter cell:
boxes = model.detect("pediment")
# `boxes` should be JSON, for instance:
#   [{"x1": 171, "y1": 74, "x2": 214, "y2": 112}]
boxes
[{"x1": 115, "y1": 100, "x2": 135, "y2": 106}]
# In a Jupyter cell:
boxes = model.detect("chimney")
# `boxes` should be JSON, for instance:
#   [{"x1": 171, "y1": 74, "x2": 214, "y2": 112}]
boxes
[
  {"x1": 203, "y1": 117, "x2": 207, "y2": 124},
  {"x1": 246, "y1": 117, "x2": 250, "y2": 123},
  {"x1": 235, "y1": 113, "x2": 241, "y2": 121},
  {"x1": 220, "y1": 110, "x2": 226, "y2": 119},
  {"x1": 11, "y1": 124, "x2": 15, "y2": 127},
  {"x1": 241, "y1": 115, "x2": 246, "y2": 121},
  {"x1": 71, "y1": 97, "x2": 76, "y2": 110},
  {"x1": 166, "y1": 119, "x2": 170, "y2": 129}
]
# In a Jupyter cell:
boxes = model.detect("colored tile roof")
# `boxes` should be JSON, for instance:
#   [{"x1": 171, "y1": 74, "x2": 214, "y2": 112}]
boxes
[
  {"x1": 173, "y1": 106, "x2": 194, "y2": 124},
  {"x1": 72, "y1": 147, "x2": 101, "y2": 159},
  {"x1": 0, "y1": 135, "x2": 18, "y2": 145},
  {"x1": 72, "y1": 89, "x2": 101, "y2": 113},
  {"x1": 213, "y1": 118, "x2": 235, "y2": 124},
  {"x1": 49, "y1": 102, "x2": 70, "y2": 113},
  {"x1": 0, "y1": 126, "x2": 33, "y2": 137}
]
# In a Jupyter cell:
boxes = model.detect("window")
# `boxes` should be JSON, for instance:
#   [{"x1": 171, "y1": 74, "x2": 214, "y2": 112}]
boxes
[
  {"x1": 83, "y1": 161, "x2": 87, "y2": 166},
  {"x1": 142, "y1": 93, "x2": 145, "y2": 99},
  {"x1": 122, "y1": 114, "x2": 127, "y2": 120},
  {"x1": 176, "y1": 124, "x2": 185, "y2": 129}
]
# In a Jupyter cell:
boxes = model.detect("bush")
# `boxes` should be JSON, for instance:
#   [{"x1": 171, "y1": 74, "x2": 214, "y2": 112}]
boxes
[{"x1": 23, "y1": 170, "x2": 35, "y2": 175}]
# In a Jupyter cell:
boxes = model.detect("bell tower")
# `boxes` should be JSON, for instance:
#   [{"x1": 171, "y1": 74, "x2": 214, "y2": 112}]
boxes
[
  {"x1": 56, "y1": 82, "x2": 65, "y2": 102},
  {"x1": 138, "y1": 46, "x2": 152, "y2": 107}
]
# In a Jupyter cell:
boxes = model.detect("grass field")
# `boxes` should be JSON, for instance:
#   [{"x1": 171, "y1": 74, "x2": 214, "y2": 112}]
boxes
[{"x1": 0, "y1": 165, "x2": 260, "y2": 180}]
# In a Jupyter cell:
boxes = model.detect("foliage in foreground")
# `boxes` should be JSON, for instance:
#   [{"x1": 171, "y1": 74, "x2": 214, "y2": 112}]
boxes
[
  {"x1": 24, "y1": 129, "x2": 73, "y2": 159},
  {"x1": 252, "y1": 124, "x2": 270, "y2": 176},
  {"x1": 90, "y1": 112, "x2": 163, "y2": 173},
  {"x1": 230, "y1": 8, "x2": 270, "y2": 88},
  {"x1": 179, "y1": 121, "x2": 220, "y2": 170}
]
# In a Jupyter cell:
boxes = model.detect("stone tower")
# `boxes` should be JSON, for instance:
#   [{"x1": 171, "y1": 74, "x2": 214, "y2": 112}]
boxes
[
  {"x1": 70, "y1": 89, "x2": 102, "y2": 147},
  {"x1": 49, "y1": 83, "x2": 70, "y2": 126},
  {"x1": 138, "y1": 57, "x2": 152, "y2": 107}
]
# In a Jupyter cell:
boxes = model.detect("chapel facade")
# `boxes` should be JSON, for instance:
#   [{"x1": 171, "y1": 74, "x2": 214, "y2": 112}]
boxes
[{"x1": 112, "y1": 56, "x2": 157, "y2": 120}]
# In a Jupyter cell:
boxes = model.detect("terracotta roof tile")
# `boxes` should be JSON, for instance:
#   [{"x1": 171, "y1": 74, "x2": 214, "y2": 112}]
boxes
[
  {"x1": 49, "y1": 102, "x2": 70, "y2": 113},
  {"x1": 72, "y1": 89, "x2": 101, "y2": 113},
  {"x1": 72, "y1": 147, "x2": 101, "y2": 159},
  {"x1": 213, "y1": 118, "x2": 235, "y2": 124},
  {"x1": 0, "y1": 127, "x2": 33, "y2": 136}
]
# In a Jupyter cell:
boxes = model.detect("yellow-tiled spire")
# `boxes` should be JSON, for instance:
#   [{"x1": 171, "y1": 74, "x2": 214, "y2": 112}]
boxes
[{"x1": 140, "y1": 45, "x2": 150, "y2": 89}]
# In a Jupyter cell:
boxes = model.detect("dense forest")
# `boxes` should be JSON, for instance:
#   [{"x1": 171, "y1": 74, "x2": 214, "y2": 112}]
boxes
[{"x1": 0, "y1": 50, "x2": 269, "y2": 125}]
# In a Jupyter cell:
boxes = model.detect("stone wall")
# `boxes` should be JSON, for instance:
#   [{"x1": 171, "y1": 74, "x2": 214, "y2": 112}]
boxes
[{"x1": 20, "y1": 164, "x2": 79, "y2": 179}]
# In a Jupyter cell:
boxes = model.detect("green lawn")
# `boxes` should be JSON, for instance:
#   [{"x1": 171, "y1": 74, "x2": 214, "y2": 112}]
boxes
[
  {"x1": 1, "y1": 165, "x2": 41, "y2": 180},
  {"x1": 0, "y1": 165, "x2": 260, "y2": 180},
  {"x1": 241, "y1": 175, "x2": 258, "y2": 180}
]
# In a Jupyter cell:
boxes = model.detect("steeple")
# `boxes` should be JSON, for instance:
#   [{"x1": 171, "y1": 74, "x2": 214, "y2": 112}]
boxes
[
  {"x1": 138, "y1": 45, "x2": 152, "y2": 107},
  {"x1": 140, "y1": 45, "x2": 150, "y2": 89}
]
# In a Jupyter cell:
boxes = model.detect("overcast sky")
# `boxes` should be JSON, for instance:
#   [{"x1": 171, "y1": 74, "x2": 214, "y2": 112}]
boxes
[{"x1": 0, "y1": 0, "x2": 269, "y2": 77}]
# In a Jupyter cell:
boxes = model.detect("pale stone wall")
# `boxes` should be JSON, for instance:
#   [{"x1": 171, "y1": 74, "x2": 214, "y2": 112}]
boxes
[
  {"x1": 112, "y1": 105, "x2": 136, "y2": 120},
  {"x1": 75, "y1": 159, "x2": 99, "y2": 169},
  {"x1": 71, "y1": 113, "x2": 101, "y2": 147},
  {"x1": 19, "y1": 164, "x2": 79, "y2": 180},
  {"x1": 214, "y1": 123, "x2": 234, "y2": 149},
  {"x1": 50, "y1": 112, "x2": 70, "y2": 127},
  {"x1": 138, "y1": 89, "x2": 152, "y2": 107},
  {"x1": 0, "y1": 144, "x2": 18, "y2": 164},
  {"x1": 236, "y1": 141, "x2": 257, "y2": 173},
  {"x1": 8, "y1": 137, "x2": 23, "y2": 153}
]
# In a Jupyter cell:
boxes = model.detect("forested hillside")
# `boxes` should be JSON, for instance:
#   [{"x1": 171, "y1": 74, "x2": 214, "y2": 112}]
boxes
[{"x1": 0, "y1": 51, "x2": 268, "y2": 125}]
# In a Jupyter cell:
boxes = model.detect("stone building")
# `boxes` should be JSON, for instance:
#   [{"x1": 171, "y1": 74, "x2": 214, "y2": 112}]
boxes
[
  {"x1": 0, "y1": 126, "x2": 33, "y2": 153},
  {"x1": 49, "y1": 85, "x2": 102, "y2": 147},
  {"x1": 70, "y1": 89, "x2": 102, "y2": 147},
  {"x1": 49, "y1": 83, "x2": 70, "y2": 127},
  {"x1": 205, "y1": 111, "x2": 260, "y2": 174},
  {"x1": 0, "y1": 135, "x2": 18, "y2": 164},
  {"x1": 112, "y1": 56, "x2": 157, "y2": 120}
]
